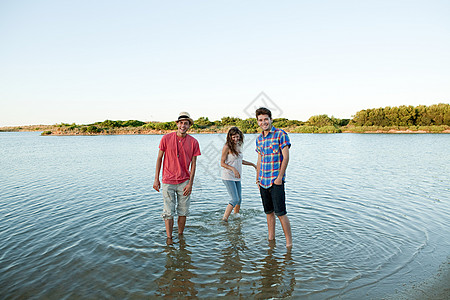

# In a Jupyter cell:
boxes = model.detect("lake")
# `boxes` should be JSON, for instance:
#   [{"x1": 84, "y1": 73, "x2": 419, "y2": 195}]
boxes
[{"x1": 1, "y1": 132, "x2": 449, "y2": 299}]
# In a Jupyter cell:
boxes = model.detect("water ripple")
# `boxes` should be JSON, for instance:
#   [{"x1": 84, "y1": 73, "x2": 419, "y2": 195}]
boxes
[{"x1": 1, "y1": 133, "x2": 449, "y2": 299}]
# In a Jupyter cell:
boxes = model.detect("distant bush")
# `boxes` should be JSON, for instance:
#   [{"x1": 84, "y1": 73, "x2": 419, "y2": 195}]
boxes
[
  {"x1": 417, "y1": 125, "x2": 448, "y2": 133},
  {"x1": 318, "y1": 126, "x2": 342, "y2": 133},
  {"x1": 86, "y1": 125, "x2": 101, "y2": 133},
  {"x1": 41, "y1": 131, "x2": 52, "y2": 135},
  {"x1": 123, "y1": 120, "x2": 146, "y2": 127},
  {"x1": 307, "y1": 115, "x2": 334, "y2": 127},
  {"x1": 143, "y1": 122, "x2": 156, "y2": 129},
  {"x1": 154, "y1": 122, "x2": 176, "y2": 130},
  {"x1": 236, "y1": 118, "x2": 258, "y2": 133},
  {"x1": 292, "y1": 126, "x2": 319, "y2": 133},
  {"x1": 273, "y1": 118, "x2": 304, "y2": 128},
  {"x1": 220, "y1": 116, "x2": 241, "y2": 126},
  {"x1": 96, "y1": 120, "x2": 122, "y2": 128},
  {"x1": 350, "y1": 103, "x2": 450, "y2": 127},
  {"x1": 194, "y1": 117, "x2": 214, "y2": 129},
  {"x1": 345, "y1": 125, "x2": 383, "y2": 133}
]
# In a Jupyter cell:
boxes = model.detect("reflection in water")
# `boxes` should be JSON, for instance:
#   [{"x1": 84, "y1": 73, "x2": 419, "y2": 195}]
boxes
[
  {"x1": 215, "y1": 220, "x2": 247, "y2": 297},
  {"x1": 256, "y1": 241, "x2": 296, "y2": 298},
  {"x1": 155, "y1": 236, "x2": 198, "y2": 298}
]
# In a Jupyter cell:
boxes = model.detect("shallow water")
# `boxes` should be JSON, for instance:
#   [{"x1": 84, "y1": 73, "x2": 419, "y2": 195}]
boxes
[{"x1": 1, "y1": 132, "x2": 449, "y2": 299}]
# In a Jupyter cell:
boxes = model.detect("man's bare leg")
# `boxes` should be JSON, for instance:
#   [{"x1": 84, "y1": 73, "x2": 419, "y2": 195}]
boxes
[
  {"x1": 278, "y1": 214, "x2": 292, "y2": 248},
  {"x1": 267, "y1": 212, "x2": 276, "y2": 241},
  {"x1": 165, "y1": 219, "x2": 174, "y2": 239},
  {"x1": 178, "y1": 216, "x2": 187, "y2": 235},
  {"x1": 234, "y1": 204, "x2": 240, "y2": 214}
]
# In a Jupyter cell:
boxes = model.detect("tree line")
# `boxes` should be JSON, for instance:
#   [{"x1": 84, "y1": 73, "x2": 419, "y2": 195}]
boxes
[
  {"x1": 350, "y1": 103, "x2": 449, "y2": 127},
  {"x1": 38, "y1": 103, "x2": 449, "y2": 135}
]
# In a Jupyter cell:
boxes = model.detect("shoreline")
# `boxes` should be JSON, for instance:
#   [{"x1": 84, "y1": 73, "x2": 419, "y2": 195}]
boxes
[
  {"x1": 1, "y1": 128, "x2": 449, "y2": 135},
  {"x1": 1, "y1": 122, "x2": 450, "y2": 136}
]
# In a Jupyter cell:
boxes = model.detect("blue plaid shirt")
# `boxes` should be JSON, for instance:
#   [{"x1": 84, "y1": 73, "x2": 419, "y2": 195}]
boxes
[{"x1": 256, "y1": 126, "x2": 291, "y2": 188}]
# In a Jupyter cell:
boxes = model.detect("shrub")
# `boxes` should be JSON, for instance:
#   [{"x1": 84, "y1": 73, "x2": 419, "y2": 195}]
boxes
[
  {"x1": 418, "y1": 125, "x2": 447, "y2": 133},
  {"x1": 86, "y1": 125, "x2": 101, "y2": 133},
  {"x1": 293, "y1": 126, "x2": 318, "y2": 133},
  {"x1": 154, "y1": 122, "x2": 176, "y2": 130},
  {"x1": 123, "y1": 120, "x2": 146, "y2": 127},
  {"x1": 195, "y1": 117, "x2": 214, "y2": 129},
  {"x1": 143, "y1": 122, "x2": 156, "y2": 129},
  {"x1": 307, "y1": 115, "x2": 334, "y2": 127},
  {"x1": 318, "y1": 126, "x2": 342, "y2": 133}
]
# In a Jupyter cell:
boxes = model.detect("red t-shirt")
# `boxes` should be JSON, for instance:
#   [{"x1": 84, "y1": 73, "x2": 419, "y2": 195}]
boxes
[{"x1": 159, "y1": 132, "x2": 201, "y2": 184}]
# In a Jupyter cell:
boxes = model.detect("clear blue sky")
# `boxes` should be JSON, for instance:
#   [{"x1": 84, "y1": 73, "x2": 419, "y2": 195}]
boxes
[{"x1": 1, "y1": 0, "x2": 449, "y2": 126}]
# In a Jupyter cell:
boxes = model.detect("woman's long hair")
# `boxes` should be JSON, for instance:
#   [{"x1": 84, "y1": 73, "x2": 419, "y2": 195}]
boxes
[{"x1": 226, "y1": 127, "x2": 244, "y2": 156}]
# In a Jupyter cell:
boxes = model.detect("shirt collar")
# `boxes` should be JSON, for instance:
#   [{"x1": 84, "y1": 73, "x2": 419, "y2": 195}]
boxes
[{"x1": 262, "y1": 126, "x2": 276, "y2": 138}]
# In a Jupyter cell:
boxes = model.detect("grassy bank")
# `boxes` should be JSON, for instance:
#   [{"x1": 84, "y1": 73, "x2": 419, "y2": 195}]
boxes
[
  {"x1": 1, "y1": 123, "x2": 449, "y2": 135},
  {"x1": 1, "y1": 103, "x2": 448, "y2": 135}
]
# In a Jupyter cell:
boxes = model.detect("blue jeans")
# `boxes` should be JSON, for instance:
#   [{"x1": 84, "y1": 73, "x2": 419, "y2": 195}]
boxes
[{"x1": 222, "y1": 180, "x2": 242, "y2": 207}]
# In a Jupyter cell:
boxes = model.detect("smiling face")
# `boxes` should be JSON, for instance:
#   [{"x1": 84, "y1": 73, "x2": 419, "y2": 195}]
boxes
[
  {"x1": 176, "y1": 120, "x2": 191, "y2": 136},
  {"x1": 231, "y1": 133, "x2": 241, "y2": 144},
  {"x1": 257, "y1": 114, "x2": 273, "y2": 132}
]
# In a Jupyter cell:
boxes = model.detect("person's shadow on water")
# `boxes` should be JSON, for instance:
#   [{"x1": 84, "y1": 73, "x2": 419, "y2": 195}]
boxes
[
  {"x1": 154, "y1": 236, "x2": 198, "y2": 298},
  {"x1": 215, "y1": 220, "x2": 248, "y2": 297},
  {"x1": 255, "y1": 240, "x2": 296, "y2": 298}
]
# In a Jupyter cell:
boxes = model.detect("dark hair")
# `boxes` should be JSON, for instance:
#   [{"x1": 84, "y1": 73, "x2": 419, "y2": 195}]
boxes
[
  {"x1": 255, "y1": 107, "x2": 272, "y2": 119},
  {"x1": 226, "y1": 127, "x2": 244, "y2": 156}
]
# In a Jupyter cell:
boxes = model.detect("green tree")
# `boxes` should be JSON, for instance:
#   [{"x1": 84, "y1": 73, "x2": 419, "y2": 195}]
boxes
[
  {"x1": 236, "y1": 118, "x2": 258, "y2": 133},
  {"x1": 398, "y1": 105, "x2": 416, "y2": 126},
  {"x1": 427, "y1": 103, "x2": 450, "y2": 125},
  {"x1": 143, "y1": 122, "x2": 156, "y2": 129},
  {"x1": 86, "y1": 125, "x2": 101, "y2": 133},
  {"x1": 220, "y1": 116, "x2": 241, "y2": 126},
  {"x1": 195, "y1": 117, "x2": 214, "y2": 129},
  {"x1": 415, "y1": 105, "x2": 432, "y2": 126},
  {"x1": 97, "y1": 120, "x2": 122, "y2": 128},
  {"x1": 273, "y1": 118, "x2": 304, "y2": 128},
  {"x1": 350, "y1": 110, "x2": 368, "y2": 126},
  {"x1": 122, "y1": 120, "x2": 145, "y2": 127},
  {"x1": 154, "y1": 122, "x2": 176, "y2": 130},
  {"x1": 307, "y1": 115, "x2": 334, "y2": 127}
]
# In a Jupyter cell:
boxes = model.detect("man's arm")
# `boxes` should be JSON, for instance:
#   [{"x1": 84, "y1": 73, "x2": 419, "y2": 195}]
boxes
[
  {"x1": 256, "y1": 153, "x2": 261, "y2": 186},
  {"x1": 183, "y1": 156, "x2": 197, "y2": 196},
  {"x1": 274, "y1": 146, "x2": 289, "y2": 185},
  {"x1": 153, "y1": 150, "x2": 164, "y2": 192}
]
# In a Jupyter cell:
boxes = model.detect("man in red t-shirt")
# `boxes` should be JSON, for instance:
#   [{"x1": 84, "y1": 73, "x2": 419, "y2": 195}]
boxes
[{"x1": 153, "y1": 112, "x2": 201, "y2": 243}]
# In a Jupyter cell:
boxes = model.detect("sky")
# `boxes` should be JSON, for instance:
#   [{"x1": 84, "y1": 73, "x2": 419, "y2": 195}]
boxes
[{"x1": 1, "y1": 0, "x2": 449, "y2": 126}]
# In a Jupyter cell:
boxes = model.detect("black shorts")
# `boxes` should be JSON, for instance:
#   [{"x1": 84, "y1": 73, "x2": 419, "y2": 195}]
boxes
[{"x1": 259, "y1": 183, "x2": 287, "y2": 216}]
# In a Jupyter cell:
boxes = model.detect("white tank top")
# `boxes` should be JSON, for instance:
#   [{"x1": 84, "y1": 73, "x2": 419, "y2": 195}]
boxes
[{"x1": 221, "y1": 150, "x2": 243, "y2": 181}]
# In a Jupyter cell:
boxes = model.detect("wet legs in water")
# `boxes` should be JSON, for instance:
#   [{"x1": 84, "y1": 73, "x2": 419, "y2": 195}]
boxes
[
  {"x1": 267, "y1": 212, "x2": 292, "y2": 248},
  {"x1": 165, "y1": 216, "x2": 187, "y2": 239},
  {"x1": 222, "y1": 204, "x2": 241, "y2": 221}
]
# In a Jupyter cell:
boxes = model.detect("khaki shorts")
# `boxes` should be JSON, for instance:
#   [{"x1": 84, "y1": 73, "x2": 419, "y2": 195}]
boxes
[{"x1": 162, "y1": 180, "x2": 190, "y2": 219}]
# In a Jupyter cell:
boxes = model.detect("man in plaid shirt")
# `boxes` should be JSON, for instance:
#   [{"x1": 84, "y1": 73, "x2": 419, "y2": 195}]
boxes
[{"x1": 255, "y1": 107, "x2": 292, "y2": 248}]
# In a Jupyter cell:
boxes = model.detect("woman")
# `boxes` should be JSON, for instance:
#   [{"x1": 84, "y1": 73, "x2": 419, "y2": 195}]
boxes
[{"x1": 220, "y1": 127, "x2": 256, "y2": 221}]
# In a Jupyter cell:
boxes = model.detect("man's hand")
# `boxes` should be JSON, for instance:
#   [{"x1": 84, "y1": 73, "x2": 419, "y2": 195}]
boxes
[
  {"x1": 153, "y1": 179, "x2": 161, "y2": 192},
  {"x1": 183, "y1": 182, "x2": 193, "y2": 196},
  {"x1": 274, "y1": 177, "x2": 283, "y2": 186}
]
